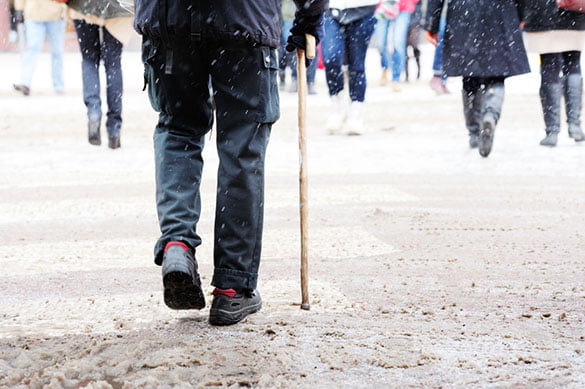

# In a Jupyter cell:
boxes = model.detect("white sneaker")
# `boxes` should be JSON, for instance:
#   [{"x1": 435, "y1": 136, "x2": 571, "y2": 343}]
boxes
[
  {"x1": 326, "y1": 93, "x2": 348, "y2": 134},
  {"x1": 343, "y1": 101, "x2": 365, "y2": 136}
]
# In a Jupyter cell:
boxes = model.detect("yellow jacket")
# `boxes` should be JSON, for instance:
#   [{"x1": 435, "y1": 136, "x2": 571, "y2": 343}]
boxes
[{"x1": 14, "y1": 0, "x2": 65, "y2": 22}]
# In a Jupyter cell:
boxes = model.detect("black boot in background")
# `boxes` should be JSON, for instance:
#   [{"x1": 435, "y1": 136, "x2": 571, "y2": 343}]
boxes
[
  {"x1": 479, "y1": 83, "x2": 505, "y2": 157},
  {"x1": 539, "y1": 82, "x2": 562, "y2": 147},
  {"x1": 108, "y1": 135, "x2": 121, "y2": 149},
  {"x1": 88, "y1": 119, "x2": 101, "y2": 146},
  {"x1": 462, "y1": 88, "x2": 483, "y2": 148},
  {"x1": 564, "y1": 74, "x2": 585, "y2": 142}
]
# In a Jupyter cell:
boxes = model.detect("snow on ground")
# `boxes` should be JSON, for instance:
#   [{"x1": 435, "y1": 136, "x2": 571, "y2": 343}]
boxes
[{"x1": 0, "y1": 44, "x2": 584, "y2": 388}]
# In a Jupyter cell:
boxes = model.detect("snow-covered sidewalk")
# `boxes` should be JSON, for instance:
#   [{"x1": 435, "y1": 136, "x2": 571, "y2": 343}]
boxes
[{"x1": 1, "y1": 47, "x2": 585, "y2": 388}]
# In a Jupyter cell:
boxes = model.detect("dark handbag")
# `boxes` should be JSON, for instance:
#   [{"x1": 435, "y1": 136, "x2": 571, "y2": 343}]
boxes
[{"x1": 557, "y1": 0, "x2": 585, "y2": 13}]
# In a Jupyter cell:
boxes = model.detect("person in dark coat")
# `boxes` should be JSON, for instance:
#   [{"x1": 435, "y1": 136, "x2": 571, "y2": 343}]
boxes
[
  {"x1": 425, "y1": 0, "x2": 530, "y2": 157},
  {"x1": 519, "y1": 0, "x2": 585, "y2": 146},
  {"x1": 134, "y1": 0, "x2": 328, "y2": 325}
]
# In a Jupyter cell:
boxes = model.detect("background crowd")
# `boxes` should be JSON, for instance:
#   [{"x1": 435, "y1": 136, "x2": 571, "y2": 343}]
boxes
[
  {"x1": 5, "y1": 0, "x2": 585, "y2": 157},
  {"x1": 8, "y1": 0, "x2": 132, "y2": 149}
]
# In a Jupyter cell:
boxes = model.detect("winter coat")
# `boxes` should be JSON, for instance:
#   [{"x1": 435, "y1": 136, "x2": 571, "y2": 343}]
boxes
[
  {"x1": 425, "y1": 0, "x2": 530, "y2": 78},
  {"x1": 399, "y1": 0, "x2": 420, "y2": 13},
  {"x1": 282, "y1": 0, "x2": 297, "y2": 21},
  {"x1": 68, "y1": 8, "x2": 134, "y2": 45},
  {"x1": 519, "y1": 0, "x2": 585, "y2": 32},
  {"x1": 14, "y1": 0, "x2": 65, "y2": 22},
  {"x1": 329, "y1": 0, "x2": 377, "y2": 9},
  {"x1": 134, "y1": 0, "x2": 328, "y2": 49},
  {"x1": 67, "y1": 0, "x2": 132, "y2": 20}
]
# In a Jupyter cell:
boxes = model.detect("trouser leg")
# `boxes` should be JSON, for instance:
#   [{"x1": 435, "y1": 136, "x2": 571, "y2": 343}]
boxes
[
  {"x1": 141, "y1": 38, "x2": 213, "y2": 265},
  {"x1": 209, "y1": 45, "x2": 279, "y2": 291},
  {"x1": 46, "y1": 19, "x2": 65, "y2": 92},
  {"x1": 74, "y1": 20, "x2": 102, "y2": 122},
  {"x1": 102, "y1": 27, "x2": 124, "y2": 137},
  {"x1": 346, "y1": 14, "x2": 376, "y2": 102},
  {"x1": 391, "y1": 11, "x2": 411, "y2": 82},
  {"x1": 20, "y1": 20, "x2": 45, "y2": 88},
  {"x1": 322, "y1": 15, "x2": 345, "y2": 97}
]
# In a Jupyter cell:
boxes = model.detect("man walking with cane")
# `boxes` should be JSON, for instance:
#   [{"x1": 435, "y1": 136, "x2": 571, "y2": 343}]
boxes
[{"x1": 134, "y1": 0, "x2": 327, "y2": 325}]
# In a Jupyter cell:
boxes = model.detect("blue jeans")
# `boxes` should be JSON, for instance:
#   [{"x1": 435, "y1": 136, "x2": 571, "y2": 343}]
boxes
[
  {"x1": 74, "y1": 20, "x2": 123, "y2": 136},
  {"x1": 322, "y1": 13, "x2": 376, "y2": 102},
  {"x1": 374, "y1": 11, "x2": 412, "y2": 81},
  {"x1": 432, "y1": 16, "x2": 447, "y2": 79},
  {"x1": 279, "y1": 19, "x2": 317, "y2": 83},
  {"x1": 279, "y1": 19, "x2": 294, "y2": 73},
  {"x1": 20, "y1": 19, "x2": 65, "y2": 91}
]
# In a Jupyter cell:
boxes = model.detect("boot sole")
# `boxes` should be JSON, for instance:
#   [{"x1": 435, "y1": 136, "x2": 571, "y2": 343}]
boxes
[
  {"x1": 163, "y1": 271, "x2": 205, "y2": 310},
  {"x1": 209, "y1": 301, "x2": 262, "y2": 326}
]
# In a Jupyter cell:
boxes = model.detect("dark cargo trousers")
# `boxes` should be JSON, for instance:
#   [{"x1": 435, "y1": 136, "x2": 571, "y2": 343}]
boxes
[{"x1": 142, "y1": 37, "x2": 280, "y2": 291}]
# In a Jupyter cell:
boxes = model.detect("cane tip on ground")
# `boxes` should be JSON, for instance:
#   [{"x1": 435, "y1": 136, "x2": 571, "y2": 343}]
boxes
[{"x1": 300, "y1": 302, "x2": 311, "y2": 311}]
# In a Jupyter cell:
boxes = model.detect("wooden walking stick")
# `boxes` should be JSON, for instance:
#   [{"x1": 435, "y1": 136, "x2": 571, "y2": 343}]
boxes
[{"x1": 297, "y1": 34, "x2": 316, "y2": 311}]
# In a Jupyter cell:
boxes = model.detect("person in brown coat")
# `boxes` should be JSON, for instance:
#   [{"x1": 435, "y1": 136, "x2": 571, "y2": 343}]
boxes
[{"x1": 12, "y1": 0, "x2": 66, "y2": 96}]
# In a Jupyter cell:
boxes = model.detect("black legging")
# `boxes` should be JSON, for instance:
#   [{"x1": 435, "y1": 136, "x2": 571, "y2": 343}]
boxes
[
  {"x1": 540, "y1": 51, "x2": 582, "y2": 84},
  {"x1": 462, "y1": 77, "x2": 505, "y2": 94}
]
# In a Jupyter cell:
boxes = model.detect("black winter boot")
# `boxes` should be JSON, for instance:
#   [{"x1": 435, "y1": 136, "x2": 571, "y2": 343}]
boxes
[
  {"x1": 108, "y1": 135, "x2": 121, "y2": 149},
  {"x1": 88, "y1": 119, "x2": 101, "y2": 146},
  {"x1": 462, "y1": 89, "x2": 483, "y2": 148},
  {"x1": 162, "y1": 242, "x2": 205, "y2": 310},
  {"x1": 564, "y1": 74, "x2": 585, "y2": 142},
  {"x1": 539, "y1": 82, "x2": 562, "y2": 147},
  {"x1": 479, "y1": 83, "x2": 505, "y2": 157},
  {"x1": 278, "y1": 70, "x2": 285, "y2": 91}
]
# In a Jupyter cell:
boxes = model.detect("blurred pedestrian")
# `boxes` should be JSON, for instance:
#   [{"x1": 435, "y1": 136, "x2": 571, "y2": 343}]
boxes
[
  {"x1": 68, "y1": 6, "x2": 133, "y2": 149},
  {"x1": 12, "y1": 0, "x2": 66, "y2": 96},
  {"x1": 279, "y1": 0, "x2": 297, "y2": 90},
  {"x1": 323, "y1": 0, "x2": 377, "y2": 135},
  {"x1": 279, "y1": 0, "x2": 319, "y2": 95},
  {"x1": 404, "y1": 0, "x2": 423, "y2": 82},
  {"x1": 135, "y1": 0, "x2": 327, "y2": 325},
  {"x1": 426, "y1": 0, "x2": 448, "y2": 94},
  {"x1": 425, "y1": 0, "x2": 530, "y2": 157},
  {"x1": 519, "y1": 0, "x2": 585, "y2": 146},
  {"x1": 374, "y1": 0, "x2": 420, "y2": 91}
]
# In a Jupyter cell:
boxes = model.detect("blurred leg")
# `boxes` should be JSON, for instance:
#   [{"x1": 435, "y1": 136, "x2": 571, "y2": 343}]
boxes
[
  {"x1": 391, "y1": 11, "x2": 411, "y2": 82},
  {"x1": 322, "y1": 15, "x2": 345, "y2": 97},
  {"x1": 46, "y1": 19, "x2": 66, "y2": 92},
  {"x1": 102, "y1": 27, "x2": 124, "y2": 139},
  {"x1": 74, "y1": 20, "x2": 102, "y2": 121},
  {"x1": 19, "y1": 20, "x2": 45, "y2": 88},
  {"x1": 345, "y1": 14, "x2": 376, "y2": 102},
  {"x1": 374, "y1": 19, "x2": 391, "y2": 70}
]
